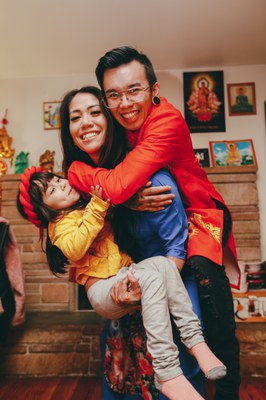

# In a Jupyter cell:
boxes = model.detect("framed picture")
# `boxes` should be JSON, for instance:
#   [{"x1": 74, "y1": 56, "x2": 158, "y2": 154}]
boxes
[
  {"x1": 194, "y1": 148, "x2": 210, "y2": 167},
  {"x1": 43, "y1": 101, "x2": 61, "y2": 130},
  {"x1": 183, "y1": 71, "x2": 225, "y2": 133},
  {"x1": 227, "y1": 82, "x2": 256, "y2": 116},
  {"x1": 209, "y1": 139, "x2": 257, "y2": 167},
  {"x1": 233, "y1": 294, "x2": 266, "y2": 323}
]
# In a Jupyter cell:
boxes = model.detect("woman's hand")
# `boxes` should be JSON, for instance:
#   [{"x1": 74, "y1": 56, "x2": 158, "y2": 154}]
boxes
[
  {"x1": 110, "y1": 272, "x2": 141, "y2": 305},
  {"x1": 123, "y1": 181, "x2": 175, "y2": 212}
]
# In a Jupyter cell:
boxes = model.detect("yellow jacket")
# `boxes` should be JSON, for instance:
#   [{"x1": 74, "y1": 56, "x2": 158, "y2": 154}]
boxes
[{"x1": 48, "y1": 195, "x2": 132, "y2": 285}]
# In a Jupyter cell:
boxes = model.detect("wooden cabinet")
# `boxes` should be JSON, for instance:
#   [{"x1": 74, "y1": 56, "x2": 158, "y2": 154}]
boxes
[{"x1": 203, "y1": 166, "x2": 261, "y2": 263}]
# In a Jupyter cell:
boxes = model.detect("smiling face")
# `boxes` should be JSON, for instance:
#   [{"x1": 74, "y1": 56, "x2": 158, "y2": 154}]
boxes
[
  {"x1": 42, "y1": 176, "x2": 80, "y2": 210},
  {"x1": 69, "y1": 93, "x2": 108, "y2": 164},
  {"x1": 103, "y1": 60, "x2": 159, "y2": 131}
]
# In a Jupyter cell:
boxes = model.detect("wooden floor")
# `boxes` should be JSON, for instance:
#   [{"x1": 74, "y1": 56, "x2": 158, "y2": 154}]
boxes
[{"x1": 0, "y1": 377, "x2": 265, "y2": 399}]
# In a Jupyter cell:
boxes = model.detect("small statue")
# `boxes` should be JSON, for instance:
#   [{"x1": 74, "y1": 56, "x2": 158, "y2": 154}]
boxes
[
  {"x1": 39, "y1": 150, "x2": 55, "y2": 172},
  {"x1": 0, "y1": 159, "x2": 8, "y2": 175},
  {"x1": 14, "y1": 152, "x2": 30, "y2": 174},
  {"x1": 0, "y1": 110, "x2": 15, "y2": 166}
]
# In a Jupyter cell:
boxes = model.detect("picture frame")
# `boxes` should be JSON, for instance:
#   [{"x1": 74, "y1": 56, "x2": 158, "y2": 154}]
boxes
[
  {"x1": 209, "y1": 139, "x2": 257, "y2": 167},
  {"x1": 233, "y1": 294, "x2": 266, "y2": 323},
  {"x1": 227, "y1": 82, "x2": 256, "y2": 116},
  {"x1": 194, "y1": 148, "x2": 210, "y2": 167},
  {"x1": 183, "y1": 71, "x2": 225, "y2": 133},
  {"x1": 43, "y1": 101, "x2": 61, "y2": 130}
]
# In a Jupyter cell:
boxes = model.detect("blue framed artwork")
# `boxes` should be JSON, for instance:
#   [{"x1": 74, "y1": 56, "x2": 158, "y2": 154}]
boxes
[{"x1": 209, "y1": 139, "x2": 257, "y2": 167}]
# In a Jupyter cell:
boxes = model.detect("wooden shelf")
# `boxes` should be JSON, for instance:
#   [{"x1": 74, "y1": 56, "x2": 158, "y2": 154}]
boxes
[
  {"x1": 203, "y1": 165, "x2": 258, "y2": 174},
  {"x1": 236, "y1": 316, "x2": 266, "y2": 323},
  {"x1": 232, "y1": 289, "x2": 266, "y2": 298}
]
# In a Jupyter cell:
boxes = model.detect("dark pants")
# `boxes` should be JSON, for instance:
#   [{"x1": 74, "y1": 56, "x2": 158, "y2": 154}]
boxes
[{"x1": 188, "y1": 204, "x2": 241, "y2": 400}]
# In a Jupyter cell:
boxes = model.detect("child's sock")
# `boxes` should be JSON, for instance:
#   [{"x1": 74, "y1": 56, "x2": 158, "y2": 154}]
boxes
[
  {"x1": 155, "y1": 373, "x2": 204, "y2": 400},
  {"x1": 189, "y1": 342, "x2": 227, "y2": 380}
]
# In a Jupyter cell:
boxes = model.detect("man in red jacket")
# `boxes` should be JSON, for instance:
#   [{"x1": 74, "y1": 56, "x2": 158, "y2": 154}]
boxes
[{"x1": 68, "y1": 46, "x2": 240, "y2": 400}]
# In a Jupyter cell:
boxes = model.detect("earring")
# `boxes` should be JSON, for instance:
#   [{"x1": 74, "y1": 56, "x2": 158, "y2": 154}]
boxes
[{"x1": 152, "y1": 96, "x2": 160, "y2": 106}]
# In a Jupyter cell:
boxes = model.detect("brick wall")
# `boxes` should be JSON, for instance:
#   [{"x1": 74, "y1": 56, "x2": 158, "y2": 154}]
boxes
[{"x1": 0, "y1": 312, "x2": 104, "y2": 377}]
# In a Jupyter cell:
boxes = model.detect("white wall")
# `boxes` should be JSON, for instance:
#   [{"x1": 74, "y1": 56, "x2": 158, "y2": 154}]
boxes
[{"x1": 1, "y1": 64, "x2": 266, "y2": 259}]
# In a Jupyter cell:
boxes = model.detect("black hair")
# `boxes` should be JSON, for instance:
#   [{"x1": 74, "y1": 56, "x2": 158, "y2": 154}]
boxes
[
  {"x1": 59, "y1": 85, "x2": 127, "y2": 174},
  {"x1": 17, "y1": 171, "x2": 86, "y2": 276},
  {"x1": 95, "y1": 46, "x2": 158, "y2": 91},
  {"x1": 59, "y1": 86, "x2": 129, "y2": 256}
]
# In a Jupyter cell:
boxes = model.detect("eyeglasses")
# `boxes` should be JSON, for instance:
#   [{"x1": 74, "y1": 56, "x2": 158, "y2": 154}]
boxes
[{"x1": 104, "y1": 86, "x2": 151, "y2": 109}]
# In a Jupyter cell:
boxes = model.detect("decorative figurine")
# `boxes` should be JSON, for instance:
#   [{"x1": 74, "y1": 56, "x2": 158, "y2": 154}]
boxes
[
  {"x1": 14, "y1": 152, "x2": 30, "y2": 174},
  {"x1": 39, "y1": 150, "x2": 55, "y2": 172},
  {"x1": 0, "y1": 110, "x2": 15, "y2": 166},
  {"x1": 0, "y1": 159, "x2": 8, "y2": 175}
]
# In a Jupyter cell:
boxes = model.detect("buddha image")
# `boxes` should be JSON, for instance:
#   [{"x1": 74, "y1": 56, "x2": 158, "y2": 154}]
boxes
[
  {"x1": 231, "y1": 86, "x2": 254, "y2": 114},
  {"x1": 186, "y1": 75, "x2": 222, "y2": 122}
]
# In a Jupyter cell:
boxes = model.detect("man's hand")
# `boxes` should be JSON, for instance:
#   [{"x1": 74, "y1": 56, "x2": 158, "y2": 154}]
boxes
[
  {"x1": 123, "y1": 181, "x2": 175, "y2": 212},
  {"x1": 110, "y1": 272, "x2": 141, "y2": 305}
]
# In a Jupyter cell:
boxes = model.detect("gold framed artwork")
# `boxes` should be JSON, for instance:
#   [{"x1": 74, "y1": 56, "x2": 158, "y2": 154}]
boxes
[
  {"x1": 43, "y1": 101, "x2": 61, "y2": 130},
  {"x1": 227, "y1": 82, "x2": 256, "y2": 116},
  {"x1": 209, "y1": 139, "x2": 257, "y2": 167}
]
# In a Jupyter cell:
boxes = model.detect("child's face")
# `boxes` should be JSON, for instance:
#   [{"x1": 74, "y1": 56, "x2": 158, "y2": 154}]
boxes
[{"x1": 42, "y1": 176, "x2": 80, "y2": 210}]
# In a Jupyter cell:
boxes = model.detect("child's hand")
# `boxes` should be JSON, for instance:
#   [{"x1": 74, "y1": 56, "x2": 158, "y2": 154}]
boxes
[{"x1": 90, "y1": 185, "x2": 110, "y2": 204}]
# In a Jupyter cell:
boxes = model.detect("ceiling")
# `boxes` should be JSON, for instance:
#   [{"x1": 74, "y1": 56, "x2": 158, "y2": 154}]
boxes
[{"x1": 1, "y1": 0, "x2": 266, "y2": 79}]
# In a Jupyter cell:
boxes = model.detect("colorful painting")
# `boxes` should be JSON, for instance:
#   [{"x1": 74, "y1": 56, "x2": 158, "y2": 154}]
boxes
[
  {"x1": 184, "y1": 71, "x2": 225, "y2": 133},
  {"x1": 43, "y1": 101, "x2": 61, "y2": 130},
  {"x1": 209, "y1": 139, "x2": 257, "y2": 167}
]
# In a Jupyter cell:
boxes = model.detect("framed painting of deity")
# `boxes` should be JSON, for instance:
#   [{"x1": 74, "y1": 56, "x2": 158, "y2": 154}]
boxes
[
  {"x1": 183, "y1": 71, "x2": 225, "y2": 133},
  {"x1": 209, "y1": 139, "x2": 257, "y2": 167},
  {"x1": 227, "y1": 82, "x2": 256, "y2": 116}
]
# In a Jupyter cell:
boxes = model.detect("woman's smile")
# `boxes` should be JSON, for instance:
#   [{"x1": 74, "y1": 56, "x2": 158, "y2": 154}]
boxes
[
  {"x1": 81, "y1": 131, "x2": 100, "y2": 140},
  {"x1": 69, "y1": 93, "x2": 107, "y2": 164}
]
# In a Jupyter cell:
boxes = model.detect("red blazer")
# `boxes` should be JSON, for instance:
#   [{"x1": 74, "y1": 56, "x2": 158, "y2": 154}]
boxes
[{"x1": 69, "y1": 97, "x2": 240, "y2": 288}]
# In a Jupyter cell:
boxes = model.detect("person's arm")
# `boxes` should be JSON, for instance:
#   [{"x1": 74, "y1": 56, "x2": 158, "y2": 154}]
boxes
[
  {"x1": 123, "y1": 180, "x2": 175, "y2": 212},
  {"x1": 68, "y1": 105, "x2": 190, "y2": 204},
  {"x1": 49, "y1": 195, "x2": 109, "y2": 261}
]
